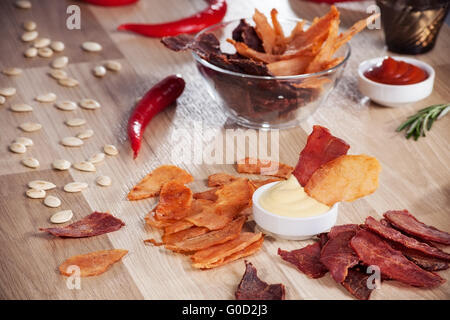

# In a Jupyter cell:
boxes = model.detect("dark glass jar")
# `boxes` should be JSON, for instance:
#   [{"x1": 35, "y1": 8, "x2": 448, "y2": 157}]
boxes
[{"x1": 377, "y1": 0, "x2": 449, "y2": 54}]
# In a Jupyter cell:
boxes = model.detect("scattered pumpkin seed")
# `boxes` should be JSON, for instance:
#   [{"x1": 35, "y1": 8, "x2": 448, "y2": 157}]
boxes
[
  {"x1": 81, "y1": 41, "x2": 102, "y2": 52},
  {"x1": 55, "y1": 100, "x2": 77, "y2": 111},
  {"x1": 50, "y1": 41, "x2": 65, "y2": 52},
  {"x1": 48, "y1": 69, "x2": 68, "y2": 80},
  {"x1": 58, "y1": 77, "x2": 79, "y2": 87},
  {"x1": 88, "y1": 152, "x2": 105, "y2": 164},
  {"x1": 96, "y1": 175, "x2": 111, "y2": 187},
  {"x1": 36, "y1": 92, "x2": 57, "y2": 103},
  {"x1": 34, "y1": 38, "x2": 51, "y2": 49},
  {"x1": 38, "y1": 47, "x2": 53, "y2": 58},
  {"x1": 51, "y1": 56, "x2": 69, "y2": 69},
  {"x1": 23, "y1": 20, "x2": 36, "y2": 31},
  {"x1": 9, "y1": 142, "x2": 26, "y2": 154},
  {"x1": 104, "y1": 144, "x2": 119, "y2": 156},
  {"x1": 14, "y1": 137, "x2": 33, "y2": 147},
  {"x1": 65, "y1": 118, "x2": 86, "y2": 127},
  {"x1": 76, "y1": 129, "x2": 94, "y2": 139},
  {"x1": 2, "y1": 67, "x2": 23, "y2": 76},
  {"x1": 93, "y1": 65, "x2": 106, "y2": 77},
  {"x1": 105, "y1": 60, "x2": 122, "y2": 72},
  {"x1": 26, "y1": 188, "x2": 46, "y2": 199},
  {"x1": 21, "y1": 31, "x2": 38, "y2": 42},
  {"x1": 52, "y1": 159, "x2": 71, "y2": 170},
  {"x1": 24, "y1": 47, "x2": 38, "y2": 58},
  {"x1": 19, "y1": 122, "x2": 42, "y2": 132},
  {"x1": 64, "y1": 182, "x2": 88, "y2": 193},
  {"x1": 0, "y1": 96, "x2": 5, "y2": 105},
  {"x1": 44, "y1": 195, "x2": 61, "y2": 208},
  {"x1": 50, "y1": 210, "x2": 73, "y2": 224},
  {"x1": 73, "y1": 161, "x2": 96, "y2": 172},
  {"x1": 11, "y1": 103, "x2": 33, "y2": 112},
  {"x1": 0, "y1": 87, "x2": 16, "y2": 97},
  {"x1": 21, "y1": 157, "x2": 39, "y2": 168},
  {"x1": 15, "y1": 0, "x2": 31, "y2": 9},
  {"x1": 79, "y1": 98, "x2": 100, "y2": 110},
  {"x1": 28, "y1": 180, "x2": 56, "y2": 190},
  {"x1": 61, "y1": 136, "x2": 83, "y2": 147}
]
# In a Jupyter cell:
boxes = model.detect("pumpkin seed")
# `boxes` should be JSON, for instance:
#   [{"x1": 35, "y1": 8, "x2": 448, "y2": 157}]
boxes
[
  {"x1": 38, "y1": 47, "x2": 53, "y2": 58},
  {"x1": 11, "y1": 103, "x2": 33, "y2": 112},
  {"x1": 23, "y1": 21, "x2": 36, "y2": 31},
  {"x1": 21, "y1": 157, "x2": 39, "y2": 168},
  {"x1": 104, "y1": 144, "x2": 118, "y2": 156},
  {"x1": 24, "y1": 47, "x2": 38, "y2": 58},
  {"x1": 61, "y1": 136, "x2": 83, "y2": 147},
  {"x1": 55, "y1": 100, "x2": 77, "y2": 111},
  {"x1": 79, "y1": 98, "x2": 100, "y2": 110},
  {"x1": 64, "y1": 182, "x2": 88, "y2": 193},
  {"x1": 28, "y1": 180, "x2": 56, "y2": 190},
  {"x1": 34, "y1": 38, "x2": 51, "y2": 49},
  {"x1": 73, "y1": 161, "x2": 96, "y2": 172},
  {"x1": 76, "y1": 129, "x2": 94, "y2": 139},
  {"x1": 9, "y1": 142, "x2": 26, "y2": 154},
  {"x1": 51, "y1": 56, "x2": 69, "y2": 69},
  {"x1": 96, "y1": 175, "x2": 111, "y2": 187},
  {"x1": 88, "y1": 152, "x2": 105, "y2": 164},
  {"x1": 44, "y1": 195, "x2": 61, "y2": 208},
  {"x1": 49, "y1": 69, "x2": 68, "y2": 80},
  {"x1": 21, "y1": 30, "x2": 38, "y2": 42},
  {"x1": 93, "y1": 65, "x2": 106, "y2": 77},
  {"x1": 2, "y1": 67, "x2": 23, "y2": 76},
  {"x1": 19, "y1": 122, "x2": 42, "y2": 132},
  {"x1": 0, "y1": 96, "x2": 5, "y2": 105},
  {"x1": 15, "y1": 0, "x2": 31, "y2": 9},
  {"x1": 26, "y1": 188, "x2": 46, "y2": 199},
  {"x1": 36, "y1": 92, "x2": 57, "y2": 103},
  {"x1": 81, "y1": 41, "x2": 102, "y2": 52},
  {"x1": 14, "y1": 137, "x2": 33, "y2": 147},
  {"x1": 65, "y1": 118, "x2": 86, "y2": 127},
  {"x1": 105, "y1": 60, "x2": 122, "y2": 72},
  {"x1": 0, "y1": 87, "x2": 16, "y2": 97},
  {"x1": 58, "y1": 77, "x2": 79, "y2": 87},
  {"x1": 50, "y1": 41, "x2": 65, "y2": 52},
  {"x1": 50, "y1": 210, "x2": 73, "y2": 224},
  {"x1": 52, "y1": 159, "x2": 71, "y2": 170}
]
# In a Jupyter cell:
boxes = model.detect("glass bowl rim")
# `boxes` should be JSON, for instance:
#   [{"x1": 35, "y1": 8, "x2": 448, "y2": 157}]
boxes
[{"x1": 191, "y1": 17, "x2": 352, "y2": 80}]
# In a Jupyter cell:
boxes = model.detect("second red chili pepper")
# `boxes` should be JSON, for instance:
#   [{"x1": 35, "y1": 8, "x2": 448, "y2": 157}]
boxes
[
  {"x1": 128, "y1": 75, "x2": 185, "y2": 159},
  {"x1": 117, "y1": 0, "x2": 227, "y2": 37}
]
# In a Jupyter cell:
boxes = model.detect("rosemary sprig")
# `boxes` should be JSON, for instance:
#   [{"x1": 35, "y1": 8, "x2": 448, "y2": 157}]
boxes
[{"x1": 396, "y1": 103, "x2": 450, "y2": 140}]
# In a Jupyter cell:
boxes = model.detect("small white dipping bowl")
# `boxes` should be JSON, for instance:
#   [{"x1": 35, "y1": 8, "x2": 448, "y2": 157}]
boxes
[
  {"x1": 357, "y1": 56, "x2": 435, "y2": 108},
  {"x1": 252, "y1": 182, "x2": 338, "y2": 240}
]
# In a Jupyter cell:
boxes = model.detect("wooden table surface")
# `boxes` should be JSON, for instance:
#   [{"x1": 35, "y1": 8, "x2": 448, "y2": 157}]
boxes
[{"x1": 0, "y1": 0, "x2": 449, "y2": 300}]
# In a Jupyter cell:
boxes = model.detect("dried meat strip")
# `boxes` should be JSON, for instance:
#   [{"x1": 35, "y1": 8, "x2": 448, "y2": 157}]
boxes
[
  {"x1": 292, "y1": 125, "x2": 350, "y2": 186},
  {"x1": 327, "y1": 224, "x2": 360, "y2": 239},
  {"x1": 341, "y1": 266, "x2": 373, "y2": 300},
  {"x1": 384, "y1": 210, "x2": 450, "y2": 245},
  {"x1": 232, "y1": 19, "x2": 264, "y2": 52},
  {"x1": 278, "y1": 242, "x2": 328, "y2": 279},
  {"x1": 365, "y1": 217, "x2": 450, "y2": 261},
  {"x1": 235, "y1": 261, "x2": 285, "y2": 300},
  {"x1": 319, "y1": 230, "x2": 359, "y2": 283},
  {"x1": 40, "y1": 212, "x2": 125, "y2": 238},
  {"x1": 388, "y1": 243, "x2": 450, "y2": 271},
  {"x1": 350, "y1": 230, "x2": 445, "y2": 288}
]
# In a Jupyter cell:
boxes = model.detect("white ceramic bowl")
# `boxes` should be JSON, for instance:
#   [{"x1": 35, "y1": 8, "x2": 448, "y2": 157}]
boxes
[
  {"x1": 252, "y1": 182, "x2": 338, "y2": 240},
  {"x1": 357, "y1": 56, "x2": 435, "y2": 108}
]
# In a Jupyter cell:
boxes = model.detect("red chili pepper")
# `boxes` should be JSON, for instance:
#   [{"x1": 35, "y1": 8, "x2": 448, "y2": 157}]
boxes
[
  {"x1": 117, "y1": 0, "x2": 227, "y2": 37},
  {"x1": 82, "y1": 0, "x2": 138, "y2": 6},
  {"x1": 128, "y1": 75, "x2": 185, "y2": 159}
]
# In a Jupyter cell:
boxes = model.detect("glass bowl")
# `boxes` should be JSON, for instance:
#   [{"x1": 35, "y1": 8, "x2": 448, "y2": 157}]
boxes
[{"x1": 192, "y1": 19, "x2": 351, "y2": 129}]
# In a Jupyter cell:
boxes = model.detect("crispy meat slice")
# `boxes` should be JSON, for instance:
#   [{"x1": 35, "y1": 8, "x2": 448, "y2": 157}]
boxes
[
  {"x1": 235, "y1": 261, "x2": 285, "y2": 300},
  {"x1": 252, "y1": 9, "x2": 277, "y2": 54},
  {"x1": 341, "y1": 266, "x2": 373, "y2": 300},
  {"x1": 365, "y1": 217, "x2": 450, "y2": 261},
  {"x1": 384, "y1": 210, "x2": 450, "y2": 245},
  {"x1": 278, "y1": 242, "x2": 328, "y2": 279},
  {"x1": 193, "y1": 188, "x2": 219, "y2": 201},
  {"x1": 249, "y1": 178, "x2": 282, "y2": 189},
  {"x1": 155, "y1": 181, "x2": 193, "y2": 221},
  {"x1": 350, "y1": 230, "x2": 445, "y2": 288},
  {"x1": 292, "y1": 125, "x2": 350, "y2": 187},
  {"x1": 165, "y1": 216, "x2": 246, "y2": 253},
  {"x1": 319, "y1": 230, "x2": 359, "y2": 283},
  {"x1": 208, "y1": 173, "x2": 238, "y2": 187},
  {"x1": 328, "y1": 224, "x2": 360, "y2": 239},
  {"x1": 236, "y1": 157, "x2": 293, "y2": 179},
  {"x1": 40, "y1": 212, "x2": 125, "y2": 238}
]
